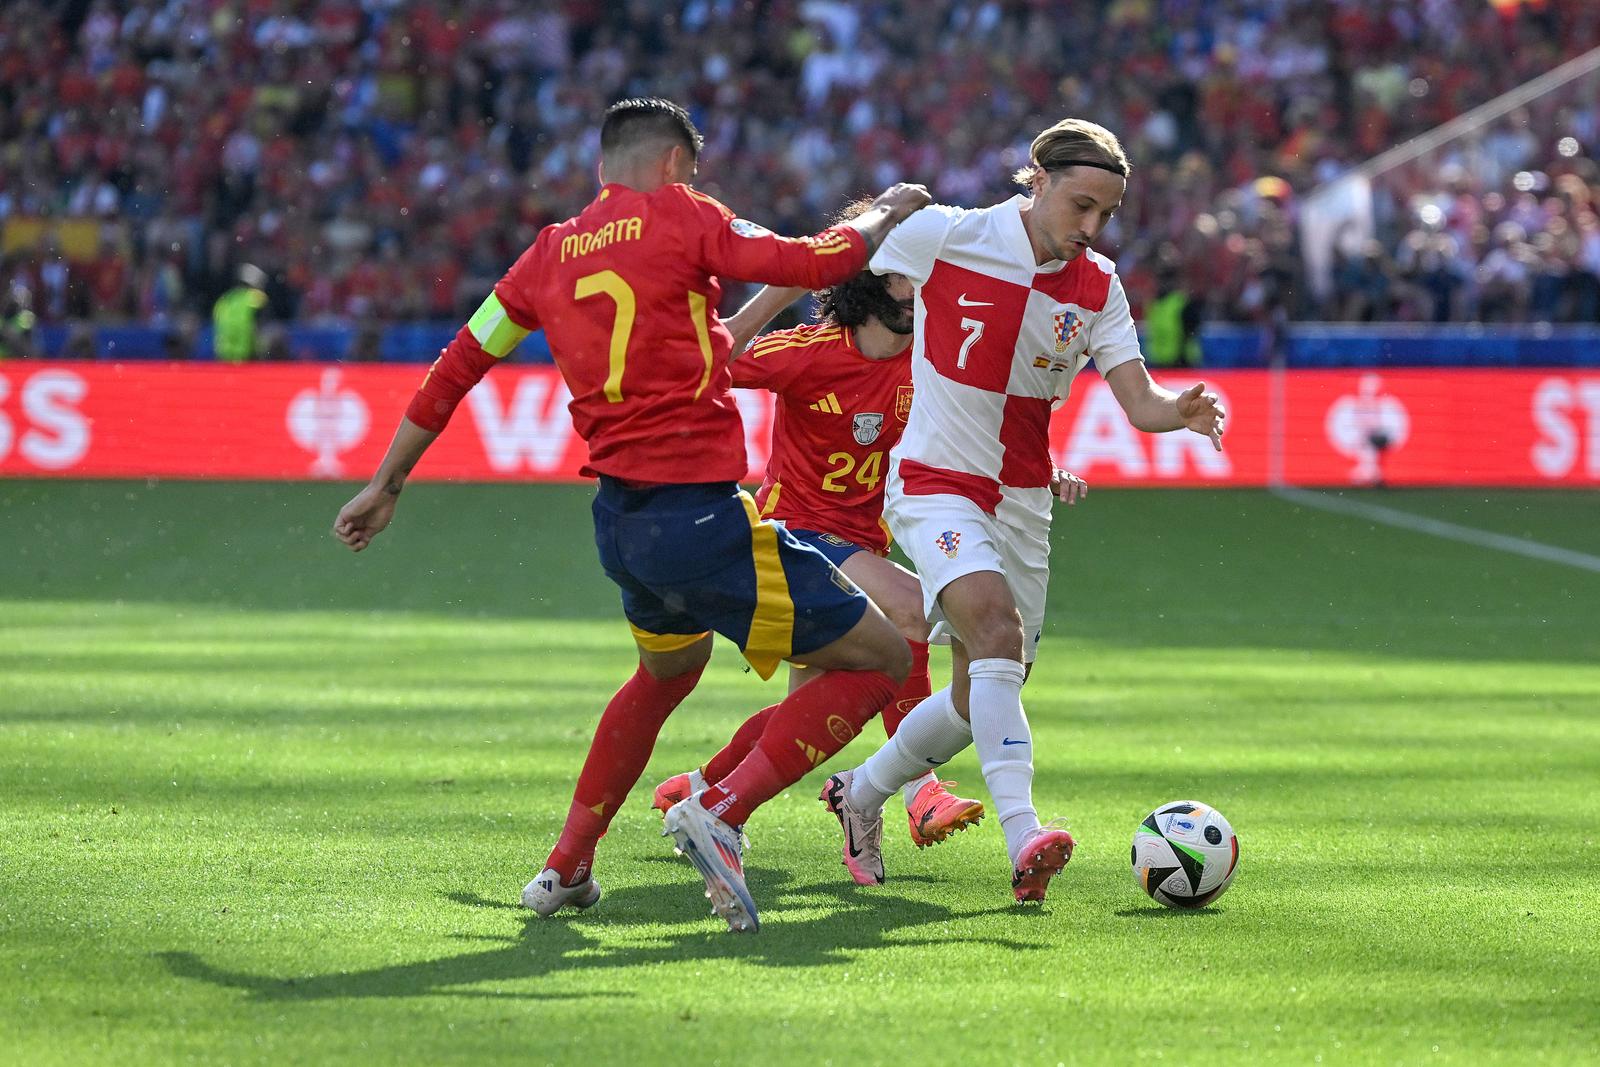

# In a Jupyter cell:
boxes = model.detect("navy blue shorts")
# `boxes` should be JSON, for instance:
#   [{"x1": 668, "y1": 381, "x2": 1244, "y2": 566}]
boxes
[
  {"x1": 592, "y1": 479, "x2": 869, "y2": 679},
  {"x1": 786, "y1": 528, "x2": 870, "y2": 569}
]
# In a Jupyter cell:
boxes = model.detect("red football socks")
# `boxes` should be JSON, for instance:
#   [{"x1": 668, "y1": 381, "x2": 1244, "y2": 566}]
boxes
[
  {"x1": 698, "y1": 669, "x2": 897, "y2": 827},
  {"x1": 701, "y1": 704, "x2": 776, "y2": 785},
  {"x1": 545, "y1": 662, "x2": 704, "y2": 886},
  {"x1": 703, "y1": 640, "x2": 928, "y2": 783},
  {"x1": 878, "y1": 641, "x2": 930, "y2": 737}
]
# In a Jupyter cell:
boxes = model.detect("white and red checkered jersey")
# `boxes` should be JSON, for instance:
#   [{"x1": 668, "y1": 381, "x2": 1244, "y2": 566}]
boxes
[{"x1": 870, "y1": 196, "x2": 1143, "y2": 525}]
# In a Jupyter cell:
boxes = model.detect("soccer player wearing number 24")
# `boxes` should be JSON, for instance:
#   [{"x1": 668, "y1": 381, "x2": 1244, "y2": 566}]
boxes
[
  {"x1": 332, "y1": 98, "x2": 930, "y2": 932},
  {"x1": 825, "y1": 118, "x2": 1226, "y2": 904},
  {"x1": 654, "y1": 252, "x2": 990, "y2": 873}
]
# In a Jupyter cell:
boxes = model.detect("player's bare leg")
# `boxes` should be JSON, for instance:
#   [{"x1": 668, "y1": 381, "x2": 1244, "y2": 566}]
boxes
[
  {"x1": 670, "y1": 605, "x2": 907, "y2": 930},
  {"x1": 840, "y1": 553, "x2": 984, "y2": 844},
  {"x1": 526, "y1": 635, "x2": 713, "y2": 916},
  {"x1": 654, "y1": 552, "x2": 933, "y2": 815},
  {"x1": 937, "y1": 575, "x2": 1071, "y2": 900},
  {"x1": 836, "y1": 570, "x2": 1068, "y2": 898}
]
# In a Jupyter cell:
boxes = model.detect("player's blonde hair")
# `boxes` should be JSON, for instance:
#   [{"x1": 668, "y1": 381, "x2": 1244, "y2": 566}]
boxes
[{"x1": 1012, "y1": 118, "x2": 1131, "y2": 186}]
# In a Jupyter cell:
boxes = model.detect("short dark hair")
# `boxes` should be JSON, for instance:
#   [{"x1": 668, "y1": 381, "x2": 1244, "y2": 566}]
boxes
[{"x1": 600, "y1": 97, "x2": 703, "y2": 159}]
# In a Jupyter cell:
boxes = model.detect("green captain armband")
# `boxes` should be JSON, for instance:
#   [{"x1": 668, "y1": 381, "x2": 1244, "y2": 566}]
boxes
[{"x1": 467, "y1": 292, "x2": 531, "y2": 358}]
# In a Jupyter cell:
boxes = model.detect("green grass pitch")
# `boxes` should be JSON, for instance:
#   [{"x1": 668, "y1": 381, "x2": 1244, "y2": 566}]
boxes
[{"x1": 2, "y1": 479, "x2": 1597, "y2": 1065}]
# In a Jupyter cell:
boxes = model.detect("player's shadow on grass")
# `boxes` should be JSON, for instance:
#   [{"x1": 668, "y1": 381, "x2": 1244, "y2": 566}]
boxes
[
  {"x1": 157, "y1": 868, "x2": 1039, "y2": 1002},
  {"x1": 1112, "y1": 907, "x2": 1224, "y2": 918}
]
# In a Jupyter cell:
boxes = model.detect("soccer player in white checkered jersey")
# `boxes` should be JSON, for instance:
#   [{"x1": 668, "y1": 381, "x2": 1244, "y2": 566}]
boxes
[{"x1": 819, "y1": 118, "x2": 1226, "y2": 902}]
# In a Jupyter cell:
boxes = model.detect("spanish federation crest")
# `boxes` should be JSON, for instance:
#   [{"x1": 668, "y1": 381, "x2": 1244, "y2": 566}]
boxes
[
  {"x1": 851, "y1": 412, "x2": 885, "y2": 445},
  {"x1": 1053, "y1": 309, "x2": 1083, "y2": 354},
  {"x1": 894, "y1": 384, "x2": 914, "y2": 422}
]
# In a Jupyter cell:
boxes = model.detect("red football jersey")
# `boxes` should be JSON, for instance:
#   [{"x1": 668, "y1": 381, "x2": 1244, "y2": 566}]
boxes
[
  {"x1": 732, "y1": 323, "x2": 913, "y2": 554},
  {"x1": 406, "y1": 182, "x2": 866, "y2": 482}
]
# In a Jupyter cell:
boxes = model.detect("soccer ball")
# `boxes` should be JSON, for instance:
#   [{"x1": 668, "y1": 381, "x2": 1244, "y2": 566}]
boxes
[{"x1": 1131, "y1": 800, "x2": 1239, "y2": 909}]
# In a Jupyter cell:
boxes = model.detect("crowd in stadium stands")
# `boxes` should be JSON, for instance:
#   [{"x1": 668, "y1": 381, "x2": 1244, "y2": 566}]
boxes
[
  {"x1": 1, "y1": 0, "x2": 1598, "y2": 361},
  {"x1": 1335, "y1": 107, "x2": 1600, "y2": 324}
]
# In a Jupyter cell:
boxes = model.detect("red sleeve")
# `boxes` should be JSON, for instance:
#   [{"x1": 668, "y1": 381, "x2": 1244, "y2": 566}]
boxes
[
  {"x1": 404, "y1": 243, "x2": 542, "y2": 432},
  {"x1": 671, "y1": 185, "x2": 868, "y2": 289},
  {"x1": 403, "y1": 328, "x2": 497, "y2": 431},
  {"x1": 729, "y1": 329, "x2": 814, "y2": 394}
]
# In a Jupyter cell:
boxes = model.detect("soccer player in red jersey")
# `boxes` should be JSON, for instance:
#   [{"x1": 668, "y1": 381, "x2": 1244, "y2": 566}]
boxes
[
  {"x1": 332, "y1": 98, "x2": 930, "y2": 932},
  {"x1": 652, "y1": 253, "x2": 1074, "y2": 877}
]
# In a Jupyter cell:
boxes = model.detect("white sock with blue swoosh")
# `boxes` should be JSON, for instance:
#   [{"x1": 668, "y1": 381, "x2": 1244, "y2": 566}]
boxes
[
  {"x1": 968, "y1": 657, "x2": 1038, "y2": 864},
  {"x1": 850, "y1": 686, "x2": 971, "y2": 813}
]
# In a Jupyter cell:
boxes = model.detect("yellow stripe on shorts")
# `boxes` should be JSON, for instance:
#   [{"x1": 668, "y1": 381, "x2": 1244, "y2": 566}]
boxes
[
  {"x1": 467, "y1": 292, "x2": 531, "y2": 358},
  {"x1": 759, "y1": 482, "x2": 782, "y2": 517},
  {"x1": 628, "y1": 623, "x2": 709, "y2": 654},
  {"x1": 738, "y1": 491, "x2": 794, "y2": 680}
]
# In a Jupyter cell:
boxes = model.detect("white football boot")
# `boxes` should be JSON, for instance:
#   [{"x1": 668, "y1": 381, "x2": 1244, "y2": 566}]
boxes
[
  {"x1": 662, "y1": 797, "x2": 759, "y2": 933},
  {"x1": 521, "y1": 868, "x2": 601, "y2": 917}
]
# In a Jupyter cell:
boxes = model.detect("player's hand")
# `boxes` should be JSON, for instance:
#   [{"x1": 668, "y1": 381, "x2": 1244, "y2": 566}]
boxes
[
  {"x1": 1051, "y1": 468, "x2": 1089, "y2": 506},
  {"x1": 870, "y1": 182, "x2": 932, "y2": 224},
  {"x1": 333, "y1": 483, "x2": 399, "y2": 552},
  {"x1": 1177, "y1": 382, "x2": 1226, "y2": 452}
]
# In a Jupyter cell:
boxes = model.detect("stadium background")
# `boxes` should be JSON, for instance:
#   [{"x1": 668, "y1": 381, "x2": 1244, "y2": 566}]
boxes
[
  {"x1": 3, "y1": 3, "x2": 1599, "y2": 1066},
  {"x1": 2, "y1": 0, "x2": 1599, "y2": 486}
]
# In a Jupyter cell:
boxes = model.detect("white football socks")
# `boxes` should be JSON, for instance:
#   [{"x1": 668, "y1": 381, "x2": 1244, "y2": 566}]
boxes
[
  {"x1": 967, "y1": 657, "x2": 1039, "y2": 863},
  {"x1": 847, "y1": 686, "x2": 973, "y2": 813},
  {"x1": 902, "y1": 770, "x2": 939, "y2": 808}
]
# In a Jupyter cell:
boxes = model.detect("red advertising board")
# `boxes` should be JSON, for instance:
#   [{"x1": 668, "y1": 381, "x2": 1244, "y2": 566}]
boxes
[{"x1": 1, "y1": 362, "x2": 1598, "y2": 486}]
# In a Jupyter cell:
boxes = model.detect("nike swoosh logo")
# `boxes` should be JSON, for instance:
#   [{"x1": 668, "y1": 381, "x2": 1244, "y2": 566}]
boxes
[
  {"x1": 957, "y1": 294, "x2": 993, "y2": 307},
  {"x1": 925, "y1": 757, "x2": 947, "y2": 766},
  {"x1": 1002, "y1": 737, "x2": 1028, "y2": 746},
  {"x1": 845, "y1": 822, "x2": 862, "y2": 858}
]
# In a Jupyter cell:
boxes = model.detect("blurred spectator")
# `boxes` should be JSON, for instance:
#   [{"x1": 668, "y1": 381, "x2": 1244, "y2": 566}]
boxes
[
  {"x1": 212, "y1": 262, "x2": 268, "y2": 363},
  {"x1": 1333, "y1": 240, "x2": 1400, "y2": 322},
  {"x1": 0, "y1": 272, "x2": 37, "y2": 358},
  {"x1": 1143, "y1": 260, "x2": 1203, "y2": 368}
]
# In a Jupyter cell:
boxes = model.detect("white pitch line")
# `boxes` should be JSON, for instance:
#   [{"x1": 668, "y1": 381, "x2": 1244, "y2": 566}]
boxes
[{"x1": 1273, "y1": 487, "x2": 1600, "y2": 574}]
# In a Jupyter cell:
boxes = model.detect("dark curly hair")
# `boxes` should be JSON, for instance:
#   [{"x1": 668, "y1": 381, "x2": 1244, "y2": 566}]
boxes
[{"x1": 814, "y1": 199, "x2": 903, "y2": 328}]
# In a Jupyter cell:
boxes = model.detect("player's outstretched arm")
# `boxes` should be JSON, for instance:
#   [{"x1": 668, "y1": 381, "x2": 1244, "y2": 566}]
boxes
[
  {"x1": 725, "y1": 285, "x2": 808, "y2": 352},
  {"x1": 842, "y1": 183, "x2": 932, "y2": 257},
  {"x1": 1104, "y1": 361, "x2": 1225, "y2": 451},
  {"x1": 332, "y1": 416, "x2": 440, "y2": 552}
]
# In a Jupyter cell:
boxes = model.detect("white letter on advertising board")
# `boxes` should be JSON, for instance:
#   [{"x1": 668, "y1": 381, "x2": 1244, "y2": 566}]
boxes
[
  {"x1": 1581, "y1": 381, "x2": 1600, "y2": 478},
  {"x1": 1530, "y1": 378, "x2": 1575, "y2": 478},
  {"x1": 21, "y1": 370, "x2": 89, "y2": 469},
  {"x1": 0, "y1": 375, "x2": 11, "y2": 460},
  {"x1": 468, "y1": 374, "x2": 574, "y2": 472},
  {"x1": 1062, "y1": 383, "x2": 1147, "y2": 476}
]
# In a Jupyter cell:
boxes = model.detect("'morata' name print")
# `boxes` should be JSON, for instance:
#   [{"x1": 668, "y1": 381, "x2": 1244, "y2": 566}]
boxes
[{"x1": 561, "y1": 217, "x2": 644, "y2": 262}]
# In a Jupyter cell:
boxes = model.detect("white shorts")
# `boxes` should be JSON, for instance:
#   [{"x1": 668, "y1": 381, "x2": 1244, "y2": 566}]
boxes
[{"x1": 884, "y1": 488, "x2": 1051, "y2": 663}]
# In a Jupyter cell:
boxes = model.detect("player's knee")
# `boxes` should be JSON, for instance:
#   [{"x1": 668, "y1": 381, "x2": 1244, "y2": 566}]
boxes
[
  {"x1": 852, "y1": 610, "x2": 911, "y2": 682},
  {"x1": 638, "y1": 637, "x2": 712, "y2": 680},
  {"x1": 886, "y1": 602, "x2": 932, "y2": 644},
  {"x1": 964, "y1": 604, "x2": 1024, "y2": 661},
  {"x1": 879, "y1": 633, "x2": 912, "y2": 683}
]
